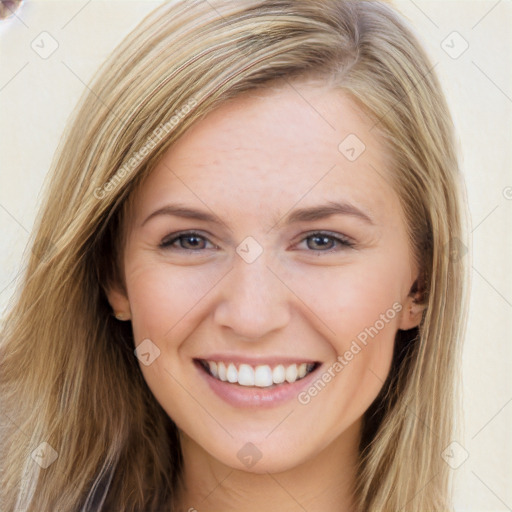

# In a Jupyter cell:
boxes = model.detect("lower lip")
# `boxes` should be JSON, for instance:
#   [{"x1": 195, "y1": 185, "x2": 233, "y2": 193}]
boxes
[{"x1": 195, "y1": 361, "x2": 322, "y2": 408}]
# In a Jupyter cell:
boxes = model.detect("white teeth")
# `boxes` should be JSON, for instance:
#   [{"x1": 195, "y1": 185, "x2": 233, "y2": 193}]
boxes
[
  {"x1": 217, "y1": 362, "x2": 227, "y2": 381},
  {"x1": 238, "y1": 364, "x2": 255, "y2": 386},
  {"x1": 204, "y1": 360, "x2": 315, "y2": 387},
  {"x1": 272, "y1": 364, "x2": 286, "y2": 384},
  {"x1": 226, "y1": 363, "x2": 238, "y2": 383},
  {"x1": 285, "y1": 364, "x2": 298, "y2": 383},
  {"x1": 254, "y1": 365, "x2": 273, "y2": 387}
]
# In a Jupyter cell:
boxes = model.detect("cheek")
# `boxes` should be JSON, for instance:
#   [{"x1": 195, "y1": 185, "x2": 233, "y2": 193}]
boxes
[
  {"x1": 123, "y1": 262, "x2": 218, "y2": 434},
  {"x1": 125, "y1": 260, "x2": 224, "y2": 341},
  {"x1": 290, "y1": 256, "x2": 405, "y2": 412},
  {"x1": 290, "y1": 254, "x2": 405, "y2": 344}
]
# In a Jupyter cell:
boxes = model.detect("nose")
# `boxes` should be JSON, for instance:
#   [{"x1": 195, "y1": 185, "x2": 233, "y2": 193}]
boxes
[{"x1": 213, "y1": 249, "x2": 291, "y2": 341}]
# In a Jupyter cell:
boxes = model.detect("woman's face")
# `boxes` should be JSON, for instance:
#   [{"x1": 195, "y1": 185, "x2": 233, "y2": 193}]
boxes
[{"x1": 108, "y1": 82, "x2": 422, "y2": 474}]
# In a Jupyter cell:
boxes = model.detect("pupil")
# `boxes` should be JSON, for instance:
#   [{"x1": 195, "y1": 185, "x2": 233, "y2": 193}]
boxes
[
  {"x1": 311, "y1": 235, "x2": 331, "y2": 250},
  {"x1": 185, "y1": 236, "x2": 201, "y2": 248}
]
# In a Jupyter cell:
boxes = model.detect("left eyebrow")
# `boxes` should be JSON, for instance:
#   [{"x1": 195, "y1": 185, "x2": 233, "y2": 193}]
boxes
[{"x1": 279, "y1": 201, "x2": 374, "y2": 226}]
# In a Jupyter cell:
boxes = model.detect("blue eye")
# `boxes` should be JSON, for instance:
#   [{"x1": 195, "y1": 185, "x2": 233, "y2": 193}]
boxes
[
  {"x1": 160, "y1": 231, "x2": 214, "y2": 251},
  {"x1": 300, "y1": 232, "x2": 354, "y2": 252},
  {"x1": 160, "y1": 231, "x2": 353, "y2": 253}
]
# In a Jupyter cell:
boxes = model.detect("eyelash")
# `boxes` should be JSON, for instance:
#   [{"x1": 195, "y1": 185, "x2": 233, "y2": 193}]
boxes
[{"x1": 159, "y1": 230, "x2": 355, "y2": 253}]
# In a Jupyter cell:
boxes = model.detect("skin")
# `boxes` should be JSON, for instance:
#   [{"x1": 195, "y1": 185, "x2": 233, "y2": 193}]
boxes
[{"x1": 107, "y1": 80, "x2": 424, "y2": 512}]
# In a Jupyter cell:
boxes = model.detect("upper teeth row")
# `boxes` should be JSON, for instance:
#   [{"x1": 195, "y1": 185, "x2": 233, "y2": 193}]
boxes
[{"x1": 206, "y1": 361, "x2": 313, "y2": 387}]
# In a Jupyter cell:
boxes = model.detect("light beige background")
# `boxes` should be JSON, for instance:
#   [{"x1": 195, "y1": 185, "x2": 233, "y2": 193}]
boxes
[{"x1": 1, "y1": 1, "x2": 511, "y2": 510}]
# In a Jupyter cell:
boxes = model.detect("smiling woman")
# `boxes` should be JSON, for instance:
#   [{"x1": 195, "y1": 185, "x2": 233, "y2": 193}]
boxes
[{"x1": 0, "y1": 1, "x2": 469, "y2": 511}]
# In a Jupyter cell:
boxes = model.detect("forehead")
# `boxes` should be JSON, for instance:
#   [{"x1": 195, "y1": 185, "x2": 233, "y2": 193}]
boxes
[{"x1": 130, "y1": 82, "x2": 398, "y2": 227}]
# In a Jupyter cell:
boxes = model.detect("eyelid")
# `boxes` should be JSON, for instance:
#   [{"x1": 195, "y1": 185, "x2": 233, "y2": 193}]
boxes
[
  {"x1": 159, "y1": 230, "x2": 355, "y2": 252},
  {"x1": 159, "y1": 230, "x2": 217, "y2": 250},
  {"x1": 293, "y1": 230, "x2": 355, "y2": 251}
]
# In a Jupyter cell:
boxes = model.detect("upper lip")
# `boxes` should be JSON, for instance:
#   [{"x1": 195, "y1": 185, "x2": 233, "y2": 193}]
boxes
[{"x1": 195, "y1": 355, "x2": 319, "y2": 366}]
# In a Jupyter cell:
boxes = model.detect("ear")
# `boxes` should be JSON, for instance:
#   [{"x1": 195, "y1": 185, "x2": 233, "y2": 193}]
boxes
[
  {"x1": 105, "y1": 284, "x2": 132, "y2": 321},
  {"x1": 399, "y1": 278, "x2": 426, "y2": 330}
]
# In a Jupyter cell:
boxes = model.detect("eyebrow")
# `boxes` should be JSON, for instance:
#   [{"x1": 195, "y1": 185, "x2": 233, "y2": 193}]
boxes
[{"x1": 141, "y1": 200, "x2": 374, "y2": 229}]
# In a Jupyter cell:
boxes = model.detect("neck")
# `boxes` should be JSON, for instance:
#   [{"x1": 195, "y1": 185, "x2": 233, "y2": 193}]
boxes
[{"x1": 174, "y1": 420, "x2": 361, "y2": 512}]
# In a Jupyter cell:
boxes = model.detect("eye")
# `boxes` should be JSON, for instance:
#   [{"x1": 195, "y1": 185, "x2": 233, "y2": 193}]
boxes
[
  {"x1": 160, "y1": 231, "x2": 216, "y2": 251},
  {"x1": 159, "y1": 230, "x2": 354, "y2": 253},
  {"x1": 298, "y1": 231, "x2": 354, "y2": 252}
]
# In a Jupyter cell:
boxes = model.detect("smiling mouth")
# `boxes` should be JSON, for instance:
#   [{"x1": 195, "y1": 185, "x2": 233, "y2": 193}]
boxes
[{"x1": 196, "y1": 359, "x2": 320, "y2": 388}]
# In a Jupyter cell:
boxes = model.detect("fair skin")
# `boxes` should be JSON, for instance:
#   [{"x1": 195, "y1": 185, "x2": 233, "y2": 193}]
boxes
[{"x1": 107, "y1": 80, "x2": 424, "y2": 512}]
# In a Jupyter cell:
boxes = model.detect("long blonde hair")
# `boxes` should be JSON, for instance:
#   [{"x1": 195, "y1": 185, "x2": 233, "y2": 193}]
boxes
[{"x1": 0, "y1": 1, "x2": 469, "y2": 510}]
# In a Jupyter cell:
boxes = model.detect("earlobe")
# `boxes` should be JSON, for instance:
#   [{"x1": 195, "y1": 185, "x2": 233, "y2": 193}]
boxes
[
  {"x1": 399, "y1": 298, "x2": 425, "y2": 330},
  {"x1": 399, "y1": 277, "x2": 426, "y2": 330},
  {"x1": 105, "y1": 285, "x2": 132, "y2": 321}
]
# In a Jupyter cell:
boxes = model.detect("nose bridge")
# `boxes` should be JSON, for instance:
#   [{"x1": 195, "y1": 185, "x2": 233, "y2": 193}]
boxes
[{"x1": 214, "y1": 244, "x2": 290, "y2": 340}]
